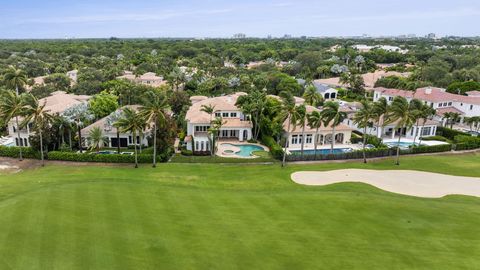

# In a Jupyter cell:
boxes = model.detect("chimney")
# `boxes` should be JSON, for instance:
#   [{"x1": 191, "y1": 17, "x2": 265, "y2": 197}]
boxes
[{"x1": 425, "y1": 88, "x2": 432, "y2": 95}]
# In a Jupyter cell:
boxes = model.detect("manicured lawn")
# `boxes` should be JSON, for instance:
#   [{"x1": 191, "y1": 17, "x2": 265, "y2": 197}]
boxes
[{"x1": 0, "y1": 153, "x2": 479, "y2": 269}]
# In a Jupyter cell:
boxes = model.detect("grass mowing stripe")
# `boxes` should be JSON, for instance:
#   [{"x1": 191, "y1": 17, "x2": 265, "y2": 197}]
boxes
[
  {"x1": 72, "y1": 183, "x2": 94, "y2": 270},
  {"x1": 38, "y1": 188, "x2": 61, "y2": 270}
]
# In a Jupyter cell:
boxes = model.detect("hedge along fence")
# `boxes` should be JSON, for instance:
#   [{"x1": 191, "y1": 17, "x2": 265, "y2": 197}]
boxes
[
  {"x1": 436, "y1": 126, "x2": 471, "y2": 140},
  {"x1": 47, "y1": 151, "x2": 154, "y2": 163},
  {"x1": 0, "y1": 146, "x2": 40, "y2": 159},
  {"x1": 285, "y1": 144, "x2": 453, "y2": 162}
]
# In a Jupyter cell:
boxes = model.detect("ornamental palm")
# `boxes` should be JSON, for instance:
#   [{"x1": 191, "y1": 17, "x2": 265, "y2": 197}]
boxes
[
  {"x1": 276, "y1": 91, "x2": 296, "y2": 167},
  {"x1": 372, "y1": 97, "x2": 388, "y2": 138},
  {"x1": 292, "y1": 105, "x2": 307, "y2": 157},
  {"x1": 208, "y1": 117, "x2": 226, "y2": 155},
  {"x1": 0, "y1": 91, "x2": 27, "y2": 160},
  {"x1": 115, "y1": 107, "x2": 146, "y2": 168},
  {"x1": 386, "y1": 97, "x2": 419, "y2": 165},
  {"x1": 418, "y1": 105, "x2": 437, "y2": 146},
  {"x1": 140, "y1": 91, "x2": 169, "y2": 167},
  {"x1": 201, "y1": 104, "x2": 216, "y2": 156},
  {"x1": 87, "y1": 126, "x2": 109, "y2": 152},
  {"x1": 21, "y1": 94, "x2": 54, "y2": 166},
  {"x1": 307, "y1": 110, "x2": 323, "y2": 159},
  {"x1": 302, "y1": 85, "x2": 323, "y2": 106},
  {"x1": 353, "y1": 100, "x2": 375, "y2": 163},
  {"x1": 106, "y1": 110, "x2": 124, "y2": 154},
  {"x1": 3, "y1": 66, "x2": 27, "y2": 95},
  {"x1": 321, "y1": 101, "x2": 347, "y2": 154},
  {"x1": 408, "y1": 99, "x2": 424, "y2": 145}
]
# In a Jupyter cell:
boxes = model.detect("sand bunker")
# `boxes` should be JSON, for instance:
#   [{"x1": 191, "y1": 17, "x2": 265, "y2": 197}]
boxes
[{"x1": 291, "y1": 169, "x2": 480, "y2": 198}]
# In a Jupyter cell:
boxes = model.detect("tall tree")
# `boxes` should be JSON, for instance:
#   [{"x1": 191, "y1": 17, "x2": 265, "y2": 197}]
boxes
[
  {"x1": 200, "y1": 104, "x2": 216, "y2": 156},
  {"x1": 307, "y1": 110, "x2": 323, "y2": 160},
  {"x1": 140, "y1": 91, "x2": 170, "y2": 167},
  {"x1": 208, "y1": 117, "x2": 225, "y2": 156},
  {"x1": 115, "y1": 107, "x2": 146, "y2": 168},
  {"x1": 320, "y1": 101, "x2": 347, "y2": 154},
  {"x1": 293, "y1": 105, "x2": 307, "y2": 157},
  {"x1": 3, "y1": 66, "x2": 27, "y2": 95},
  {"x1": 0, "y1": 91, "x2": 27, "y2": 160},
  {"x1": 417, "y1": 105, "x2": 437, "y2": 146},
  {"x1": 353, "y1": 100, "x2": 375, "y2": 163},
  {"x1": 302, "y1": 85, "x2": 323, "y2": 107},
  {"x1": 21, "y1": 94, "x2": 53, "y2": 166},
  {"x1": 106, "y1": 109, "x2": 124, "y2": 154},
  {"x1": 386, "y1": 97, "x2": 419, "y2": 165},
  {"x1": 277, "y1": 91, "x2": 296, "y2": 167},
  {"x1": 372, "y1": 97, "x2": 389, "y2": 138},
  {"x1": 62, "y1": 103, "x2": 95, "y2": 153}
]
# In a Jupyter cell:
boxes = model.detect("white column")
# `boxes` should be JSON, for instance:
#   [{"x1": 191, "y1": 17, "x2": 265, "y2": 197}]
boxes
[
  {"x1": 391, "y1": 129, "x2": 395, "y2": 139},
  {"x1": 238, "y1": 129, "x2": 243, "y2": 141}
]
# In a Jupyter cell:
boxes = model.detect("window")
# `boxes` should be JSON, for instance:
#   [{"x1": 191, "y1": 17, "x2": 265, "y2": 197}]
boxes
[
  {"x1": 438, "y1": 103, "x2": 442, "y2": 108},
  {"x1": 215, "y1": 112, "x2": 221, "y2": 117},
  {"x1": 200, "y1": 141, "x2": 204, "y2": 151},
  {"x1": 470, "y1": 105, "x2": 474, "y2": 110},
  {"x1": 291, "y1": 135, "x2": 298, "y2": 144},
  {"x1": 195, "y1": 126, "x2": 209, "y2": 132},
  {"x1": 24, "y1": 138, "x2": 28, "y2": 146},
  {"x1": 230, "y1": 112, "x2": 237, "y2": 118},
  {"x1": 421, "y1": 127, "x2": 432, "y2": 136},
  {"x1": 331, "y1": 93, "x2": 336, "y2": 99},
  {"x1": 388, "y1": 97, "x2": 393, "y2": 101},
  {"x1": 206, "y1": 141, "x2": 210, "y2": 151},
  {"x1": 448, "y1": 102, "x2": 452, "y2": 106},
  {"x1": 443, "y1": 102, "x2": 447, "y2": 107},
  {"x1": 129, "y1": 136, "x2": 132, "y2": 144},
  {"x1": 306, "y1": 134, "x2": 313, "y2": 144},
  {"x1": 195, "y1": 141, "x2": 199, "y2": 151},
  {"x1": 222, "y1": 112, "x2": 229, "y2": 117}
]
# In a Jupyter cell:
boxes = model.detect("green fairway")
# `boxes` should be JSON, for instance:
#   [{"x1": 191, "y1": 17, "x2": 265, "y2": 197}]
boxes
[{"x1": 0, "y1": 153, "x2": 480, "y2": 269}]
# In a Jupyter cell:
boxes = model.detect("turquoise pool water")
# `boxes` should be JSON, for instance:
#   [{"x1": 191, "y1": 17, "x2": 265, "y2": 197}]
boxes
[
  {"x1": 384, "y1": 141, "x2": 422, "y2": 148},
  {"x1": 290, "y1": 148, "x2": 353, "y2": 155},
  {"x1": 221, "y1": 143, "x2": 265, "y2": 157}
]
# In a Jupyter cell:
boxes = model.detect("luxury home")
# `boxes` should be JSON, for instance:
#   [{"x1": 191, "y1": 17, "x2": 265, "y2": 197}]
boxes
[{"x1": 184, "y1": 93, "x2": 253, "y2": 153}]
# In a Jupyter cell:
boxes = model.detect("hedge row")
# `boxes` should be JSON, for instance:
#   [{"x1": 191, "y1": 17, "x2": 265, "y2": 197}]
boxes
[
  {"x1": 261, "y1": 135, "x2": 284, "y2": 159},
  {"x1": 47, "y1": 151, "x2": 154, "y2": 163},
  {"x1": 453, "y1": 135, "x2": 480, "y2": 151},
  {"x1": 437, "y1": 127, "x2": 471, "y2": 140},
  {"x1": 0, "y1": 146, "x2": 40, "y2": 159},
  {"x1": 286, "y1": 144, "x2": 453, "y2": 162}
]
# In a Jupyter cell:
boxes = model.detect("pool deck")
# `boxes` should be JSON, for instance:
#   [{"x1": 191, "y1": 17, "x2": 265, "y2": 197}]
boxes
[
  {"x1": 216, "y1": 141, "x2": 269, "y2": 159},
  {"x1": 383, "y1": 138, "x2": 448, "y2": 147},
  {"x1": 286, "y1": 143, "x2": 361, "y2": 154}
]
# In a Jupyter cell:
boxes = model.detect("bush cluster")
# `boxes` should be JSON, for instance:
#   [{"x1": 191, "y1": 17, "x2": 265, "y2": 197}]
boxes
[
  {"x1": 453, "y1": 135, "x2": 480, "y2": 150},
  {"x1": 47, "y1": 151, "x2": 154, "y2": 163},
  {"x1": 0, "y1": 146, "x2": 40, "y2": 159},
  {"x1": 261, "y1": 135, "x2": 284, "y2": 159},
  {"x1": 437, "y1": 127, "x2": 470, "y2": 140}
]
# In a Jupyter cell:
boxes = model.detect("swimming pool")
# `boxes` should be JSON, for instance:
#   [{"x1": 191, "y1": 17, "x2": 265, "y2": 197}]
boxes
[
  {"x1": 290, "y1": 148, "x2": 353, "y2": 155},
  {"x1": 220, "y1": 143, "x2": 265, "y2": 157},
  {"x1": 384, "y1": 141, "x2": 422, "y2": 148}
]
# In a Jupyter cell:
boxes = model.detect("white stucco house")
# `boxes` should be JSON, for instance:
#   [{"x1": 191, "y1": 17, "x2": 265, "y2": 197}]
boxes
[
  {"x1": 80, "y1": 105, "x2": 150, "y2": 148},
  {"x1": 117, "y1": 71, "x2": 167, "y2": 87},
  {"x1": 184, "y1": 93, "x2": 253, "y2": 153},
  {"x1": 313, "y1": 81, "x2": 338, "y2": 100},
  {"x1": 4, "y1": 91, "x2": 91, "y2": 147}
]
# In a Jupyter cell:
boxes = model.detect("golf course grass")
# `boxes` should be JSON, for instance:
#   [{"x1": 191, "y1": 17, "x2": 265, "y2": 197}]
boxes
[{"x1": 0, "y1": 153, "x2": 479, "y2": 269}]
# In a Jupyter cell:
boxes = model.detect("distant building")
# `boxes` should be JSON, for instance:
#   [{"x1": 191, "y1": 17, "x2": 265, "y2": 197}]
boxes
[
  {"x1": 427, "y1": 33, "x2": 436, "y2": 39},
  {"x1": 117, "y1": 71, "x2": 167, "y2": 87},
  {"x1": 232, "y1": 33, "x2": 246, "y2": 39}
]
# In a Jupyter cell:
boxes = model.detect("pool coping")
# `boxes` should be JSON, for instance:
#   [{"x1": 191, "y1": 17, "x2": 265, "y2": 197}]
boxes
[{"x1": 216, "y1": 142, "x2": 269, "y2": 159}]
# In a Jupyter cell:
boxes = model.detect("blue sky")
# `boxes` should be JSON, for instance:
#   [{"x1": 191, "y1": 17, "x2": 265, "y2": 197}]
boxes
[{"x1": 1, "y1": 0, "x2": 479, "y2": 38}]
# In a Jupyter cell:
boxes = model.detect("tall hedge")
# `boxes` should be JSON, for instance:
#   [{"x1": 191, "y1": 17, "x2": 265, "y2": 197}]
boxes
[
  {"x1": 437, "y1": 127, "x2": 470, "y2": 140},
  {"x1": 260, "y1": 135, "x2": 284, "y2": 159},
  {"x1": 47, "y1": 151, "x2": 154, "y2": 163},
  {"x1": 0, "y1": 146, "x2": 40, "y2": 159}
]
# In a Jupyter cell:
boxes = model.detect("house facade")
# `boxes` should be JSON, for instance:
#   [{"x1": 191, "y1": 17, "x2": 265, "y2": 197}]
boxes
[
  {"x1": 80, "y1": 105, "x2": 150, "y2": 149},
  {"x1": 184, "y1": 93, "x2": 253, "y2": 152},
  {"x1": 283, "y1": 105, "x2": 354, "y2": 151},
  {"x1": 313, "y1": 82, "x2": 338, "y2": 100},
  {"x1": 5, "y1": 91, "x2": 91, "y2": 147},
  {"x1": 373, "y1": 87, "x2": 480, "y2": 124}
]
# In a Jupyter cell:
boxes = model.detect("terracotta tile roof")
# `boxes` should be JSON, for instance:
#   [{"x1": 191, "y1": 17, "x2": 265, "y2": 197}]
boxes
[
  {"x1": 39, "y1": 91, "x2": 91, "y2": 114},
  {"x1": 466, "y1": 90, "x2": 480, "y2": 97},
  {"x1": 376, "y1": 87, "x2": 480, "y2": 105},
  {"x1": 185, "y1": 93, "x2": 247, "y2": 124},
  {"x1": 283, "y1": 106, "x2": 353, "y2": 133},
  {"x1": 315, "y1": 70, "x2": 410, "y2": 88},
  {"x1": 436, "y1": 107, "x2": 465, "y2": 116}
]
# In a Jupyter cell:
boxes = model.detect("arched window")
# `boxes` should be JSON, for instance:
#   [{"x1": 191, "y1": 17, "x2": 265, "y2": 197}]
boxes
[
  {"x1": 331, "y1": 93, "x2": 336, "y2": 99},
  {"x1": 324, "y1": 93, "x2": 330, "y2": 99}
]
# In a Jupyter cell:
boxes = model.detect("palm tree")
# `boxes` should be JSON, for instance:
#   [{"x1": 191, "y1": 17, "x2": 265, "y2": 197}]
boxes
[
  {"x1": 302, "y1": 85, "x2": 323, "y2": 106},
  {"x1": 140, "y1": 91, "x2": 169, "y2": 167},
  {"x1": 372, "y1": 97, "x2": 388, "y2": 138},
  {"x1": 307, "y1": 110, "x2": 323, "y2": 160},
  {"x1": 442, "y1": 112, "x2": 453, "y2": 128},
  {"x1": 3, "y1": 66, "x2": 27, "y2": 95},
  {"x1": 53, "y1": 115, "x2": 72, "y2": 148},
  {"x1": 353, "y1": 100, "x2": 375, "y2": 163},
  {"x1": 0, "y1": 91, "x2": 26, "y2": 160},
  {"x1": 293, "y1": 105, "x2": 307, "y2": 157},
  {"x1": 449, "y1": 112, "x2": 461, "y2": 129},
  {"x1": 106, "y1": 110, "x2": 124, "y2": 154},
  {"x1": 277, "y1": 91, "x2": 296, "y2": 167},
  {"x1": 200, "y1": 104, "x2": 216, "y2": 156},
  {"x1": 418, "y1": 105, "x2": 437, "y2": 146},
  {"x1": 21, "y1": 94, "x2": 53, "y2": 166},
  {"x1": 386, "y1": 97, "x2": 418, "y2": 165},
  {"x1": 87, "y1": 127, "x2": 109, "y2": 152},
  {"x1": 208, "y1": 117, "x2": 225, "y2": 155},
  {"x1": 115, "y1": 107, "x2": 146, "y2": 168},
  {"x1": 321, "y1": 101, "x2": 347, "y2": 154},
  {"x1": 62, "y1": 103, "x2": 95, "y2": 153},
  {"x1": 408, "y1": 99, "x2": 424, "y2": 145}
]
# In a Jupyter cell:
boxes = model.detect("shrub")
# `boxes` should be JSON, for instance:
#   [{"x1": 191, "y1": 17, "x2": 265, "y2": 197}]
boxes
[
  {"x1": 261, "y1": 135, "x2": 283, "y2": 159},
  {"x1": 0, "y1": 146, "x2": 39, "y2": 159},
  {"x1": 407, "y1": 144, "x2": 452, "y2": 154},
  {"x1": 47, "y1": 151, "x2": 155, "y2": 163},
  {"x1": 453, "y1": 135, "x2": 480, "y2": 150},
  {"x1": 420, "y1": 135, "x2": 450, "y2": 142},
  {"x1": 181, "y1": 149, "x2": 193, "y2": 156},
  {"x1": 350, "y1": 134, "x2": 385, "y2": 148},
  {"x1": 437, "y1": 127, "x2": 470, "y2": 140}
]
